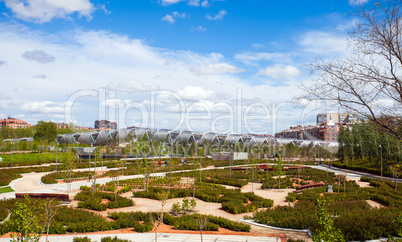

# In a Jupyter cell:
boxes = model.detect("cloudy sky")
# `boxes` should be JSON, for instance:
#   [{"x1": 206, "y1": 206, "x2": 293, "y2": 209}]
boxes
[{"x1": 0, "y1": 0, "x2": 368, "y2": 134}]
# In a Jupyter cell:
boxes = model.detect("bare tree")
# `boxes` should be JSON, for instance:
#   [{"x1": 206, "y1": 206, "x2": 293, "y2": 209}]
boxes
[
  {"x1": 299, "y1": 0, "x2": 402, "y2": 139},
  {"x1": 150, "y1": 214, "x2": 163, "y2": 242},
  {"x1": 42, "y1": 198, "x2": 60, "y2": 242},
  {"x1": 157, "y1": 191, "x2": 169, "y2": 224},
  {"x1": 196, "y1": 215, "x2": 209, "y2": 242},
  {"x1": 341, "y1": 172, "x2": 348, "y2": 193},
  {"x1": 336, "y1": 173, "x2": 342, "y2": 192}
]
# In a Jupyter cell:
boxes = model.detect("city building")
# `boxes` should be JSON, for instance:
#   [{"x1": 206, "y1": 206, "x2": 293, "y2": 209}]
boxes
[
  {"x1": 0, "y1": 117, "x2": 31, "y2": 129},
  {"x1": 94, "y1": 120, "x2": 117, "y2": 130},
  {"x1": 276, "y1": 113, "x2": 357, "y2": 142},
  {"x1": 57, "y1": 122, "x2": 69, "y2": 129},
  {"x1": 317, "y1": 113, "x2": 357, "y2": 125}
]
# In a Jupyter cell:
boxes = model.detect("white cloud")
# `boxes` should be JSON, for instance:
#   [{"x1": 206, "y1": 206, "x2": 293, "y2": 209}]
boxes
[
  {"x1": 98, "y1": 4, "x2": 110, "y2": 15},
  {"x1": 206, "y1": 9, "x2": 227, "y2": 20},
  {"x1": 172, "y1": 11, "x2": 186, "y2": 18},
  {"x1": 349, "y1": 0, "x2": 369, "y2": 6},
  {"x1": 109, "y1": 81, "x2": 160, "y2": 92},
  {"x1": 159, "y1": 0, "x2": 184, "y2": 6},
  {"x1": 0, "y1": 22, "x2": 312, "y2": 132},
  {"x1": 162, "y1": 12, "x2": 186, "y2": 24},
  {"x1": 20, "y1": 101, "x2": 65, "y2": 114},
  {"x1": 257, "y1": 65, "x2": 301, "y2": 79},
  {"x1": 3, "y1": 0, "x2": 95, "y2": 23},
  {"x1": 251, "y1": 43, "x2": 264, "y2": 49},
  {"x1": 188, "y1": 0, "x2": 200, "y2": 6},
  {"x1": 162, "y1": 14, "x2": 175, "y2": 24},
  {"x1": 192, "y1": 26, "x2": 206, "y2": 31},
  {"x1": 190, "y1": 63, "x2": 244, "y2": 75},
  {"x1": 234, "y1": 52, "x2": 290, "y2": 65},
  {"x1": 177, "y1": 86, "x2": 217, "y2": 100},
  {"x1": 33, "y1": 74, "x2": 47, "y2": 79},
  {"x1": 300, "y1": 31, "x2": 347, "y2": 54},
  {"x1": 22, "y1": 50, "x2": 55, "y2": 63},
  {"x1": 188, "y1": 0, "x2": 208, "y2": 7}
]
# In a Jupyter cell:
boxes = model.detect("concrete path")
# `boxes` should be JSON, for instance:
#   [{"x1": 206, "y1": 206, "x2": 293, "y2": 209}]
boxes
[{"x1": 0, "y1": 233, "x2": 282, "y2": 242}]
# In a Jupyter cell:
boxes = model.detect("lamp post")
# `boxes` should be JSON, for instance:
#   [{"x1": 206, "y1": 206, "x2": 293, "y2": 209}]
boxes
[
  {"x1": 229, "y1": 144, "x2": 233, "y2": 179},
  {"x1": 10, "y1": 142, "x2": 13, "y2": 167},
  {"x1": 342, "y1": 142, "x2": 347, "y2": 164},
  {"x1": 93, "y1": 147, "x2": 97, "y2": 195},
  {"x1": 379, "y1": 145, "x2": 383, "y2": 179},
  {"x1": 169, "y1": 141, "x2": 172, "y2": 194},
  {"x1": 56, "y1": 143, "x2": 58, "y2": 172}
]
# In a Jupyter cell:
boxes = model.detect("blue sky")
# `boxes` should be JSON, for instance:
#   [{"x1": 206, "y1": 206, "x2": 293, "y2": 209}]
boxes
[{"x1": 0, "y1": 0, "x2": 369, "y2": 134}]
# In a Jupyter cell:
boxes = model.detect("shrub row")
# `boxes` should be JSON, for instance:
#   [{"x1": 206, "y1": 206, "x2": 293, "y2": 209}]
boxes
[
  {"x1": 41, "y1": 171, "x2": 95, "y2": 184},
  {"x1": 76, "y1": 191, "x2": 134, "y2": 211},
  {"x1": 133, "y1": 184, "x2": 273, "y2": 214},
  {"x1": 332, "y1": 162, "x2": 393, "y2": 178},
  {"x1": 109, "y1": 211, "x2": 250, "y2": 232}
]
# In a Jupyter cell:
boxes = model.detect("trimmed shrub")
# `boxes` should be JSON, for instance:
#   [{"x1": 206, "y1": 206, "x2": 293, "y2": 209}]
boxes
[{"x1": 101, "y1": 236, "x2": 132, "y2": 242}]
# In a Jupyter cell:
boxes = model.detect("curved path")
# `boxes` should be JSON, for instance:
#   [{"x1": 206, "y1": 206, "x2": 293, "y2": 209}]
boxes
[{"x1": 6, "y1": 164, "x2": 376, "y2": 241}]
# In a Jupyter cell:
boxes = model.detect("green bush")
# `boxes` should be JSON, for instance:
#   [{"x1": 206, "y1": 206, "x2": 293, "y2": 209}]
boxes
[
  {"x1": 0, "y1": 207, "x2": 8, "y2": 221},
  {"x1": 101, "y1": 236, "x2": 132, "y2": 242},
  {"x1": 133, "y1": 184, "x2": 273, "y2": 214},
  {"x1": 171, "y1": 202, "x2": 181, "y2": 215},
  {"x1": 109, "y1": 212, "x2": 250, "y2": 233},
  {"x1": 286, "y1": 193, "x2": 297, "y2": 202},
  {"x1": 73, "y1": 236, "x2": 92, "y2": 242},
  {"x1": 75, "y1": 191, "x2": 134, "y2": 211}
]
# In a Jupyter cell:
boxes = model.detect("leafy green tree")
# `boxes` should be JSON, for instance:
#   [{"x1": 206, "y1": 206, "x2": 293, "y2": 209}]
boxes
[
  {"x1": 9, "y1": 194, "x2": 43, "y2": 242},
  {"x1": 312, "y1": 198, "x2": 345, "y2": 242},
  {"x1": 0, "y1": 127, "x2": 16, "y2": 140},
  {"x1": 34, "y1": 121, "x2": 57, "y2": 143},
  {"x1": 181, "y1": 198, "x2": 190, "y2": 214},
  {"x1": 171, "y1": 202, "x2": 181, "y2": 216}
]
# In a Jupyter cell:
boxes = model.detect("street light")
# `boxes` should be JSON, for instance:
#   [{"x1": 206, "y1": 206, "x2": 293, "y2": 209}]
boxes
[
  {"x1": 55, "y1": 143, "x2": 58, "y2": 172},
  {"x1": 229, "y1": 144, "x2": 233, "y2": 179},
  {"x1": 169, "y1": 141, "x2": 172, "y2": 194},
  {"x1": 379, "y1": 145, "x2": 383, "y2": 179}
]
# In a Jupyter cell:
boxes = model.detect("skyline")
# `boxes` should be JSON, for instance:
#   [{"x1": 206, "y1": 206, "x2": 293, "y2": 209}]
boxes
[{"x1": 0, "y1": 0, "x2": 368, "y2": 134}]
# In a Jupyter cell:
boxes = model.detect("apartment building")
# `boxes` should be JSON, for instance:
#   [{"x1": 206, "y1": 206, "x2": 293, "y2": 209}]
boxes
[
  {"x1": 0, "y1": 117, "x2": 31, "y2": 129},
  {"x1": 275, "y1": 113, "x2": 357, "y2": 142},
  {"x1": 317, "y1": 113, "x2": 357, "y2": 125},
  {"x1": 94, "y1": 120, "x2": 117, "y2": 130}
]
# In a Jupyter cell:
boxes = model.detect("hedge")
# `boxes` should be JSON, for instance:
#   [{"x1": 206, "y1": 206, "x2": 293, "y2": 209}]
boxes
[
  {"x1": 133, "y1": 184, "x2": 273, "y2": 214},
  {"x1": 76, "y1": 191, "x2": 134, "y2": 211}
]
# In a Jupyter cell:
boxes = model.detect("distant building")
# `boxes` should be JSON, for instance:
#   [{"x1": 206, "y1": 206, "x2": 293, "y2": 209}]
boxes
[
  {"x1": 0, "y1": 117, "x2": 31, "y2": 129},
  {"x1": 317, "y1": 113, "x2": 357, "y2": 125},
  {"x1": 94, "y1": 120, "x2": 117, "y2": 130},
  {"x1": 275, "y1": 123, "x2": 342, "y2": 142},
  {"x1": 57, "y1": 122, "x2": 69, "y2": 129},
  {"x1": 275, "y1": 113, "x2": 357, "y2": 142}
]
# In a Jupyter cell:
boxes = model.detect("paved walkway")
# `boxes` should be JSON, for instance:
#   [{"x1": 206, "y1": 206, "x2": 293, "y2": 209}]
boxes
[
  {"x1": 311, "y1": 165, "x2": 401, "y2": 182},
  {"x1": 5, "y1": 163, "x2": 387, "y2": 242},
  {"x1": 0, "y1": 233, "x2": 282, "y2": 242}
]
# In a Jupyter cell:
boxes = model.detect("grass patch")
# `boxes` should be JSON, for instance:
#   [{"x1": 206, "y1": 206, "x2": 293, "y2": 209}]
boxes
[{"x1": 0, "y1": 186, "x2": 14, "y2": 194}]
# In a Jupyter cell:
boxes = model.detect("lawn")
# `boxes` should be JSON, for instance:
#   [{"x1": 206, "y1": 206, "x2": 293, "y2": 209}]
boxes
[{"x1": 0, "y1": 186, "x2": 14, "y2": 194}]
